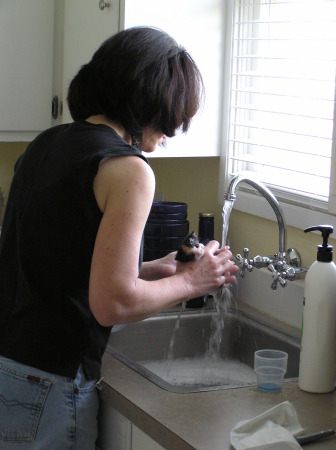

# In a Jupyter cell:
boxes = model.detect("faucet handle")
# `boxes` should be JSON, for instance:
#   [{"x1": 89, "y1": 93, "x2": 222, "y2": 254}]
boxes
[
  {"x1": 236, "y1": 246, "x2": 300, "y2": 289},
  {"x1": 268, "y1": 263, "x2": 287, "y2": 289},
  {"x1": 236, "y1": 248, "x2": 253, "y2": 277},
  {"x1": 275, "y1": 260, "x2": 296, "y2": 281}
]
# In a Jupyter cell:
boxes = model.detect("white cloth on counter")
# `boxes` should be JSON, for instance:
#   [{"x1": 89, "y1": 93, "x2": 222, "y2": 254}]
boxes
[{"x1": 230, "y1": 401, "x2": 305, "y2": 449}]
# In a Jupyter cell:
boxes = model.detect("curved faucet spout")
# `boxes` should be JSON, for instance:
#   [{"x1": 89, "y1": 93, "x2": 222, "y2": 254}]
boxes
[{"x1": 224, "y1": 173, "x2": 287, "y2": 257}]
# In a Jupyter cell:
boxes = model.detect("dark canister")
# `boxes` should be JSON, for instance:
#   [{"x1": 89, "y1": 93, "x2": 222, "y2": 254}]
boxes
[{"x1": 198, "y1": 212, "x2": 214, "y2": 245}]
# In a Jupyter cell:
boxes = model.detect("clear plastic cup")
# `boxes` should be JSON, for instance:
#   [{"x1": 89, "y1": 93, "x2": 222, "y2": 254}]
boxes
[{"x1": 254, "y1": 349, "x2": 288, "y2": 391}]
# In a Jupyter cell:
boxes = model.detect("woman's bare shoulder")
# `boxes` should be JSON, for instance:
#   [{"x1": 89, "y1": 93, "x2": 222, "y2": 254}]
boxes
[{"x1": 94, "y1": 155, "x2": 154, "y2": 212}]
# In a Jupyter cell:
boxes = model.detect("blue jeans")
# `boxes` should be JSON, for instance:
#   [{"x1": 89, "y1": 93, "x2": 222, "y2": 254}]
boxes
[{"x1": 0, "y1": 356, "x2": 100, "y2": 449}]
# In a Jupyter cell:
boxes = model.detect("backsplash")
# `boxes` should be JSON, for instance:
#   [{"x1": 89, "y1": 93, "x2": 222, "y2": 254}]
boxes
[{"x1": 236, "y1": 267, "x2": 304, "y2": 330}]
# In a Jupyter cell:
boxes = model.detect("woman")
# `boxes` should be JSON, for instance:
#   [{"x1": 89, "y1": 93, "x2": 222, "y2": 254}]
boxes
[{"x1": 0, "y1": 27, "x2": 238, "y2": 449}]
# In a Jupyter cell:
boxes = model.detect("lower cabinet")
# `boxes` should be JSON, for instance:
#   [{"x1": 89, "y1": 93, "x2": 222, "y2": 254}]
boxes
[
  {"x1": 131, "y1": 425, "x2": 165, "y2": 450},
  {"x1": 98, "y1": 402, "x2": 164, "y2": 450}
]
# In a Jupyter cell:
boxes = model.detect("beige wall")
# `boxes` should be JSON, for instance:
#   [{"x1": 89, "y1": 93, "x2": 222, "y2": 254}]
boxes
[
  {"x1": 150, "y1": 157, "x2": 335, "y2": 267},
  {"x1": 0, "y1": 145, "x2": 333, "y2": 267},
  {"x1": 0, "y1": 142, "x2": 27, "y2": 205},
  {"x1": 149, "y1": 157, "x2": 224, "y2": 242}
]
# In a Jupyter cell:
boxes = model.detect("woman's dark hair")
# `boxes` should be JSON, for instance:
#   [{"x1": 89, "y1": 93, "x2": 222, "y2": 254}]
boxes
[{"x1": 67, "y1": 27, "x2": 203, "y2": 138}]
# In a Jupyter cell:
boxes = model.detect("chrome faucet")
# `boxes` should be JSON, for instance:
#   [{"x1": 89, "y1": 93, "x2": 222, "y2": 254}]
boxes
[{"x1": 224, "y1": 173, "x2": 300, "y2": 290}]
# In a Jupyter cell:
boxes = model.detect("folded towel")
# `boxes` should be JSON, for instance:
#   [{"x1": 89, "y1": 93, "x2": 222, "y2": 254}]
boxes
[{"x1": 230, "y1": 401, "x2": 305, "y2": 449}]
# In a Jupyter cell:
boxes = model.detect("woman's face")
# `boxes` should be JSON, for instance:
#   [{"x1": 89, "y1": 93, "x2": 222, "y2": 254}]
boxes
[{"x1": 141, "y1": 127, "x2": 166, "y2": 153}]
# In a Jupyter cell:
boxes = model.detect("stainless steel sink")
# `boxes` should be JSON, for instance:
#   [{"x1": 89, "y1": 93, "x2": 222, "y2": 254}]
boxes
[{"x1": 106, "y1": 308, "x2": 300, "y2": 393}]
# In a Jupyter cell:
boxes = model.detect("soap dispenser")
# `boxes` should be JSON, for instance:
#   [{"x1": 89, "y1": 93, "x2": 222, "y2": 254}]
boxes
[{"x1": 298, "y1": 225, "x2": 336, "y2": 393}]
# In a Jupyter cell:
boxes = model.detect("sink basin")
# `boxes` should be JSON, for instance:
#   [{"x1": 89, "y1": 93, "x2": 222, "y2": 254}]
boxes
[{"x1": 106, "y1": 308, "x2": 300, "y2": 393}]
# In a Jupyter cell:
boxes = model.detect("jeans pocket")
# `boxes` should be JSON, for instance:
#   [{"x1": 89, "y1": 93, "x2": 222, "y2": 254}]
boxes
[{"x1": 0, "y1": 363, "x2": 52, "y2": 443}]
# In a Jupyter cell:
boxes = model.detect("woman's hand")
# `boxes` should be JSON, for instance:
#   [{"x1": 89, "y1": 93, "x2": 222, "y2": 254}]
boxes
[
  {"x1": 175, "y1": 241, "x2": 239, "y2": 298},
  {"x1": 213, "y1": 244, "x2": 239, "y2": 286}
]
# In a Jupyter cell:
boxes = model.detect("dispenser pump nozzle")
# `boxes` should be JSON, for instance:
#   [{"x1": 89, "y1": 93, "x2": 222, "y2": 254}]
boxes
[{"x1": 304, "y1": 225, "x2": 334, "y2": 262}]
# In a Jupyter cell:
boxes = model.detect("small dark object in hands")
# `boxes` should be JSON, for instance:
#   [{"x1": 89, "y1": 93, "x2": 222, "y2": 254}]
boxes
[{"x1": 175, "y1": 231, "x2": 204, "y2": 263}]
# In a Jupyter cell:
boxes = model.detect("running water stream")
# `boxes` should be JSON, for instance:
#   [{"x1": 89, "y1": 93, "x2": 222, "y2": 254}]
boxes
[
  {"x1": 207, "y1": 200, "x2": 234, "y2": 358},
  {"x1": 165, "y1": 300, "x2": 186, "y2": 376},
  {"x1": 221, "y1": 200, "x2": 234, "y2": 248}
]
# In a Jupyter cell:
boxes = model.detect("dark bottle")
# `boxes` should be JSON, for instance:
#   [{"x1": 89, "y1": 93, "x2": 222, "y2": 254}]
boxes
[{"x1": 198, "y1": 212, "x2": 214, "y2": 245}]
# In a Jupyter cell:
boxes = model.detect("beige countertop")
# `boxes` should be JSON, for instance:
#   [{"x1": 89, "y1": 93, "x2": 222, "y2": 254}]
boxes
[{"x1": 100, "y1": 353, "x2": 336, "y2": 450}]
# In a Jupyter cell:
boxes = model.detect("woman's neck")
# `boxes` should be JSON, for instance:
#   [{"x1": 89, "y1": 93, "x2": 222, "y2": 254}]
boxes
[{"x1": 85, "y1": 115, "x2": 132, "y2": 144}]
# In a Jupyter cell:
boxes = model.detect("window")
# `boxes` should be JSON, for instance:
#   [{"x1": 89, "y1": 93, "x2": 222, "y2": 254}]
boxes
[{"x1": 220, "y1": 0, "x2": 336, "y2": 228}]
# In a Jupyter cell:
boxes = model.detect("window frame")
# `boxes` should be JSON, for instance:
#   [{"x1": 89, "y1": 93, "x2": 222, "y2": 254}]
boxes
[{"x1": 219, "y1": 0, "x2": 336, "y2": 231}]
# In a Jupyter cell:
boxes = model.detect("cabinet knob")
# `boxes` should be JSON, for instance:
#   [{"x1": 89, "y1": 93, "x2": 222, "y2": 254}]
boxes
[
  {"x1": 98, "y1": 0, "x2": 110, "y2": 10},
  {"x1": 52, "y1": 96, "x2": 59, "y2": 119}
]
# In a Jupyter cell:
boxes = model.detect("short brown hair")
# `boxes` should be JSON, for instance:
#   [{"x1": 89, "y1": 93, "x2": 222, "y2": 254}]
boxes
[{"x1": 67, "y1": 27, "x2": 203, "y2": 138}]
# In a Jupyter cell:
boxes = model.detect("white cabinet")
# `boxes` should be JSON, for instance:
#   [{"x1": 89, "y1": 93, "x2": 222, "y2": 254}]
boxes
[
  {"x1": 53, "y1": 0, "x2": 122, "y2": 125},
  {"x1": 0, "y1": 0, "x2": 54, "y2": 141},
  {"x1": 98, "y1": 403, "x2": 165, "y2": 450},
  {"x1": 131, "y1": 425, "x2": 165, "y2": 450},
  {"x1": 98, "y1": 402, "x2": 132, "y2": 450},
  {"x1": 1, "y1": 0, "x2": 223, "y2": 157}
]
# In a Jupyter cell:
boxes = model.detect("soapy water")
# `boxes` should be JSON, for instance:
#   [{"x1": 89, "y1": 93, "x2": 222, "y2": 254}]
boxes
[{"x1": 142, "y1": 356, "x2": 255, "y2": 388}]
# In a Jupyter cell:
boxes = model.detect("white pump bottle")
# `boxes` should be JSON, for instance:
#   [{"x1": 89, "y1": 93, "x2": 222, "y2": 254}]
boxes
[{"x1": 298, "y1": 225, "x2": 336, "y2": 393}]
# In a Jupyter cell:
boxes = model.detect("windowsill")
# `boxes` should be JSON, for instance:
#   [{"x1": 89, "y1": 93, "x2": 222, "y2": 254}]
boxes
[{"x1": 232, "y1": 190, "x2": 336, "y2": 231}]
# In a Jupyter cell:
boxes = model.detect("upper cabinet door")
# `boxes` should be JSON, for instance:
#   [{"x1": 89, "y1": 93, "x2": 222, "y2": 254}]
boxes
[
  {"x1": 123, "y1": 0, "x2": 223, "y2": 157},
  {"x1": 0, "y1": 0, "x2": 54, "y2": 141},
  {"x1": 55, "y1": 0, "x2": 121, "y2": 124}
]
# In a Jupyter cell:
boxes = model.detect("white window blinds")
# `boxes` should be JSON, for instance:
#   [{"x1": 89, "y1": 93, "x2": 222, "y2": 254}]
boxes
[{"x1": 227, "y1": 0, "x2": 336, "y2": 210}]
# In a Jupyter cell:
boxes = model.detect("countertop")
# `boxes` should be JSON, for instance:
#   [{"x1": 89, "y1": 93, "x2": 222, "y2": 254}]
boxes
[{"x1": 100, "y1": 353, "x2": 336, "y2": 450}]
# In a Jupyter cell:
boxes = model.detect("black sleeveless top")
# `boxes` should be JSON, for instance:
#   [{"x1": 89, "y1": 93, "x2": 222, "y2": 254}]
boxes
[{"x1": 0, "y1": 121, "x2": 147, "y2": 379}]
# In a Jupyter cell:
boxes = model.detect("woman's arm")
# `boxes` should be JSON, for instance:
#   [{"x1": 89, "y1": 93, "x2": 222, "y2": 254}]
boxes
[
  {"x1": 139, "y1": 252, "x2": 177, "y2": 280},
  {"x1": 89, "y1": 155, "x2": 238, "y2": 327}
]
